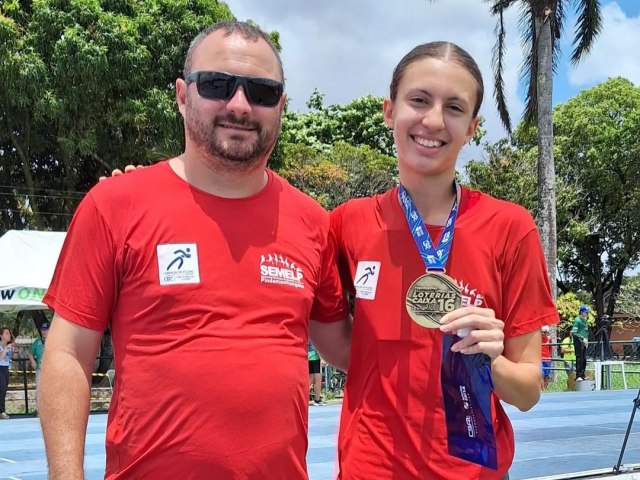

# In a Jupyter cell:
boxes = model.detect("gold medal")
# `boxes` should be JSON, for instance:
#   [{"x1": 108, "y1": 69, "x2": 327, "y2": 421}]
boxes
[{"x1": 405, "y1": 272, "x2": 461, "y2": 328}]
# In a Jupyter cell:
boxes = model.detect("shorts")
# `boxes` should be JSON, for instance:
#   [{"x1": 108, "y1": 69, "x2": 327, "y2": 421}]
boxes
[
  {"x1": 309, "y1": 359, "x2": 321, "y2": 374},
  {"x1": 563, "y1": 360, "x2": 575, "y2": 373},
  {"x1": 541, "y1": 361, "x2": 552, "y2": 378}
]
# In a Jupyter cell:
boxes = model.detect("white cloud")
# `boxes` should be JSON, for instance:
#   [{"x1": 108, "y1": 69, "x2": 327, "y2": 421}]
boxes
[
  {"x1": 567, "y1": 2, "x2": 640, "y2": 87},
  {"x1": 226, "y1": 0, "x2": 526, "y2": 151}
]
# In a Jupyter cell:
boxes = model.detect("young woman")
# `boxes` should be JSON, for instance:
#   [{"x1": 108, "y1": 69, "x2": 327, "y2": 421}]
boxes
[
  {"x1": 0, "y1": 326, "x2": 16, "y2": 419},
  {"x1": 331, "y1": 42, "x2": 558, "y2": 479}
]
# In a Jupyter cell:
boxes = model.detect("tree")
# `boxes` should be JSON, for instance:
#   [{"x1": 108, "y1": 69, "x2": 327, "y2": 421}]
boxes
[
  {"x1": 279, "y1": 91, "x2": 395, "y2": 157},
  {"x1": 467, "y1": 77, "x2": 640, "y2": 325},
  {"x1": 615, "y1": 275, "x2": 640, "y2": 320},
  {"x1": 278, "y1": 141, "x2": 397, "y2": 211},
  {"x1": 553, "y1": 77, "x2": 640, "y2": 323},
  {"x1": 426, "y1": 0, "x2": 603, "y2": 299},
  {"x1": 484, "y1": 0, "x2": 602, "y2": 301},
  {"x1": 0, "y1": 0, "x2": 244, "y2": 232}
]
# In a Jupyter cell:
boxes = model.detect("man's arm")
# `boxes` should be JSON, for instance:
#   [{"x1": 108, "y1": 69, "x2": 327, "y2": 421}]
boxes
[
  {"x1": 309, "y1": 315, "x2": 352, "y2": 372},
  {"x1": 491, "y1": 330, "x2": 541, "y2": 412},
  {"x1": 39, "y1": 314, "x2": 104, "y2": 479}
]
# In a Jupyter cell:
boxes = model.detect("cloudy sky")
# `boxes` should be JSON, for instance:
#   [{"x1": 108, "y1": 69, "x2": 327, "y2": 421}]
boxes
[{"x1": 224, "y1": 0, "x2": 640, "y2": 164}]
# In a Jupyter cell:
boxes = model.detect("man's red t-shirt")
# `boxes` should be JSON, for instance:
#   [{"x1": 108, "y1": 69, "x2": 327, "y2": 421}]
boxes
[
  {"x1": 331, "y1": 186, "x2": 558, "y2": 480},
  {"x1": 44, "y1": 161, "x2": 348, "y2": 479}
]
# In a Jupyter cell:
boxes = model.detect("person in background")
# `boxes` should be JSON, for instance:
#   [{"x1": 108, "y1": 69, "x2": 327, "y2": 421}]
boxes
[
  {"x1": 561, "y1": 332, "x2": 576, "y2": 390},
  {"x1": 572, "y1": 305, "x2": 590, "y2": 382},
  {"x1": 541, "y1": 326, "x2": 552, "y2": 390},
  {"x1": 28, "y1": 322, "x2": 50, "y2": 415},
  {"x1": 0, "y1": 326, "x2": 17, "y2": 419},
  {"x1": 308, "y1": 342, "x2": 326, "y2": 405}
]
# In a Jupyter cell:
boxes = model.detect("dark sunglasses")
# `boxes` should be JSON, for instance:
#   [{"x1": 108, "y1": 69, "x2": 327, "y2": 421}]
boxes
[{"x1": 185, "y1": 71, "x2": 284, "y2": 107}]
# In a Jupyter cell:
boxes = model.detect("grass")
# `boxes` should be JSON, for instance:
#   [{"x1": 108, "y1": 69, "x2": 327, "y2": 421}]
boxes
[{"x1": 545, "y1": 359, "x2": 640, "y2": 392}]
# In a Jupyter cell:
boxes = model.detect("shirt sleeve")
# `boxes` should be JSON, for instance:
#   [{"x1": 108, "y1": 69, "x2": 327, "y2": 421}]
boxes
[
  {"x1": 43, "y1": 192, "x2": 121, "y2": 332},
  {"x1": 329, "y1": 204, "x2": 357, "y2": 298},
  {"x1": 310, "y1": 222, "x2": 349, "y2": 323},
  {"x1": 501, "y1": 224, "x2": 558, "y2": 339}
]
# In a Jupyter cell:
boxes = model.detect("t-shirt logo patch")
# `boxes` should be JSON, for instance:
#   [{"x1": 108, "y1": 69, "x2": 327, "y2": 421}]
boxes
[
  {"x1": 260, "y1": 253, "x2": 304, "y2": 289},
  {"x1": 354, "y1": 261, "x2": 380, "y2": 300},
  {"x1": 157, "y1": 243, "x2": 200, "y2": 285}
]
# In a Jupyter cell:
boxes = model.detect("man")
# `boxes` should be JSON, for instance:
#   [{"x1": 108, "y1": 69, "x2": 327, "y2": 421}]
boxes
[
  {"x1": 28, "y1": 322, "x2": 49, "y2": 415},
  {"x1": 561, "y1": 332, "x2": 576, "y2": 390},
  {"x1": 572, "y1": 305, "x2": 590, "y2": 381},
  {"x1": 39, "y1": 21, "x2": 350, "y2": 479}
]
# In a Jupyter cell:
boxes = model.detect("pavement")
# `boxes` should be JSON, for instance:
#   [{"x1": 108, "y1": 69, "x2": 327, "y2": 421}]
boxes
[{"x1": 2, "y1": 389, "x2": 640, "y2": 479}]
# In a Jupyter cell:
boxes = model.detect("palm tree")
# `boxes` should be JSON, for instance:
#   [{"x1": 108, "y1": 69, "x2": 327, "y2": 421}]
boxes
[
  {"x1": 426, "y1": 1, "x2": 602, "y2": 299},
  {"x1": 487, "y1": 0, "x2": 602, "y2": 300}
]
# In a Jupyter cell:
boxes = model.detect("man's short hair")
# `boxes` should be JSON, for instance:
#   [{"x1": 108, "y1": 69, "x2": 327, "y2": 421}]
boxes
[{"x1": 183, "y1": 21, "x2": 285, "y2": 84}]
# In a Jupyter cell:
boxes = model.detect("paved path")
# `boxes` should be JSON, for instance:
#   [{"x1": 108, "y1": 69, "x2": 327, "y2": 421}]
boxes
[{"x1": 2, "y1": 390, "x2": 640, "y2": 479}]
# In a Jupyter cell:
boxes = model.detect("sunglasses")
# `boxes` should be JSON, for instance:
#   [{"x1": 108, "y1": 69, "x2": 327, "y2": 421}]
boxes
[{"x1": 185, "y1": 71, "x2": 284, "y2": 107}]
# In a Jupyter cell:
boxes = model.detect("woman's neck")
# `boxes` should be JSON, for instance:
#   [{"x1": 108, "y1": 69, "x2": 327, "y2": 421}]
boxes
[{"x1": 399, "y1": 172, "x2": 458, "y2": 226}]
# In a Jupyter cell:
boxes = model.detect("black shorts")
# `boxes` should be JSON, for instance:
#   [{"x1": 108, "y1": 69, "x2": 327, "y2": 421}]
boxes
[{"x1": 309, "y1": 359, "x2": 321, "y2": 374}]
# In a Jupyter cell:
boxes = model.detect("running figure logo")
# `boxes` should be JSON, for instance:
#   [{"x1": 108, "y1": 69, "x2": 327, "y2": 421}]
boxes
[
  {"x1": 157, "y1": 243, "x2": 200, "y2": 285},
  {"x1": 353, "y1": 261, "x2": 381, "y2": 300},
  {"x1": 356, "y1": 265, "x2": 376, "y2": 285},
  {"x1": 167, "y1": 248, "x2": 191, "y2": 271}
]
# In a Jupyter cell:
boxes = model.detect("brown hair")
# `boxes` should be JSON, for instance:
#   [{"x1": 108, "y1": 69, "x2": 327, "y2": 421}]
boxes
[
  {"x1": 184, "y1": 21, "x2": 284, "y2": 83},
  {"x1": 389, "y1": 42, "x2": 484, "y2": 117},
  {"x1": 0, "y1": 326, "x2": 13, "y2": 343}
]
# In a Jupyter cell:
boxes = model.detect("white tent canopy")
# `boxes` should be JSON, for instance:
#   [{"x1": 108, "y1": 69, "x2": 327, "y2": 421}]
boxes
[{"x1": 0, "y1": 230, "x2": 66, "y2": 313}]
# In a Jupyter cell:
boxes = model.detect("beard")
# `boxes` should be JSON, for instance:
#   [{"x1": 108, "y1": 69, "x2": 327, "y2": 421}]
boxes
[{"x1": 185, "y1": 106, "x2": 280, "y2": 172}]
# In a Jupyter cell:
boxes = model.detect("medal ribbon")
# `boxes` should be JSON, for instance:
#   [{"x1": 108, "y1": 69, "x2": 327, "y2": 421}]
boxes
[
  {"x1": 399, "y1": 184, "x2": 497, "y2": 469},
  {"x1": 398, "y1": 183, "x2": 458, "y2": 272}
]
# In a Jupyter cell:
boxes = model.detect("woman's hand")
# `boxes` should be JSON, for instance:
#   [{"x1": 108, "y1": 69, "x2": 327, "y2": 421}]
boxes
[{"x1": 439, "y1": 306, "x2": 505, "y2": 360}]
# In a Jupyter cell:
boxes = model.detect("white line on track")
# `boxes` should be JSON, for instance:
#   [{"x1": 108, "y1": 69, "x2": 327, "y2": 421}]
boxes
[{"x1": 0, "y1": 456, "x2": 16, "y2": 463}]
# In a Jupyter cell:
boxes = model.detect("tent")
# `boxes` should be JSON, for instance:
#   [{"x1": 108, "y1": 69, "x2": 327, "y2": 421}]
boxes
[{"x1": 0, "y1": 230, "x2": 66, "y2": 313}]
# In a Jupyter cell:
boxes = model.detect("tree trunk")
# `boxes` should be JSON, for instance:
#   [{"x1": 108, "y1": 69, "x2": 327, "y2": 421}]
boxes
[
  {"x1": 10, "y1": 126, "x2": 44, "y2": 229},
  {"x1": 535, "y1": 12, "x2": 557, "y2": 301}
]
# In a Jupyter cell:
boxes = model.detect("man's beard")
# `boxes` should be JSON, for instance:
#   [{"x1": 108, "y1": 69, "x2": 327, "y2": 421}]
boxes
[{"x1": 186, "y1": 109, "x2": 279, "y2": 171}]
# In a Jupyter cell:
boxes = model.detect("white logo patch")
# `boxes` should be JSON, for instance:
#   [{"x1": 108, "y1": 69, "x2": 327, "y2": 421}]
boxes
[
  {"x1": 260, "y1": 252, "x2": 304, "y2": 289},
  {"x1": 354, "y1": 261, "x2": 381, "y2": 300},
  {"x1": 157, "y1": 243, "x2": 200, "y2": 285}
]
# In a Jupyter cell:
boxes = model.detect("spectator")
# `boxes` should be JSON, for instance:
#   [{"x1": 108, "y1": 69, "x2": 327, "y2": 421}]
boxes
[
  {"x1": 308, "y1": 342, "x2": 325, "y2": 405},
  {"x1": 0, "y1": 326, "x2": 16, "y2": 419},
  {"x1": 28, "y1": 322, "x2": 50, "y2": 415},
  {"x1": 541, "y1": 326, "x2": 552, "y2": 390},
  {"x1": 572, "y1": 305, "x2": 590, "y2": 381},
  {"x1": 561, "y1": 333, "x2": 576, "y2": 390}
]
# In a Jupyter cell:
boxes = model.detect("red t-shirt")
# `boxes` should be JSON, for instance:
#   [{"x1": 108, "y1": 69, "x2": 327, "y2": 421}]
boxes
[
  {"x1": 44, "y1": 161, "x2": 348, "y2": 479},
  {"x1": 330, "y1": 186, "x2": 558, "y2": 480},
  {"x1": 541, "y1": 336, "x2": 552, "y2": 359}
]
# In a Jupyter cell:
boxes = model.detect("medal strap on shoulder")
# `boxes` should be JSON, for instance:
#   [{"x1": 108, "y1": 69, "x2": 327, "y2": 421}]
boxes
[{"x1": 398, "y1": 182, "x2": 459, "y2": 272}]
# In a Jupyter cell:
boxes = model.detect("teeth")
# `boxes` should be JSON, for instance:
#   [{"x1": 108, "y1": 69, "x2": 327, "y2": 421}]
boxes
[{"x1": 414, "y1": 137, "x2": 443, "y2": 148}]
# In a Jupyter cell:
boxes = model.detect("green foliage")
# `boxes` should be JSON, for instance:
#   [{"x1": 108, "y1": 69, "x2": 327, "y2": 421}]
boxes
[
  {"x1": 280, "y1": 92, "x2": 394, "y2": 157},
  {"x1": 278, "y1": 141, "x2": 397, "y2": 211},
  {"x1": 273, "y1": 91, "x2": 398, "y2": 210},
  {"x1": 615, "y1": 275, "x2": 640, "y2": 319},
  {"x1": 0, "y1": 0, "x2": 237, "y2": 231},
  {"x1": 468, "y1": 77, "x2": 640, "y2": 320},
  {"x1": 556, "y1": 292, "x2": 595, "y2": 334},
  {"x1": 552, "y1": 77, "x2": 640, "y2": 316}
]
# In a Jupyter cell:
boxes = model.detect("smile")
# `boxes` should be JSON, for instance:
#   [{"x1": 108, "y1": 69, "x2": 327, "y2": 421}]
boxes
[{"x1": 413, "y1": 136, "x2": 444, "y2": 148}]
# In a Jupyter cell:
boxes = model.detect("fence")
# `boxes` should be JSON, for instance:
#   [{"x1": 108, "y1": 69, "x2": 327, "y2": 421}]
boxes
[{"x1": 5, "y1": 356, "x2": 114, "y2": 416}]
